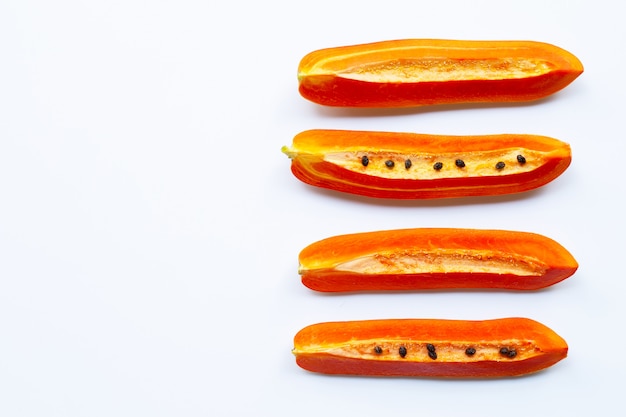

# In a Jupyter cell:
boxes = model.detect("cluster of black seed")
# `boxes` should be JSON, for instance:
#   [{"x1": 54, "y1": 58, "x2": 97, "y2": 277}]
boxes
[
  {"x1": 499, "y1": 347, "x2": 518, "y2": 358},
  {"x1": 426, "y1": 343, "x2": 437, "y2": 360},
  {"x1": 361, "y1": 154, "x2": 527, "y2": 171}
]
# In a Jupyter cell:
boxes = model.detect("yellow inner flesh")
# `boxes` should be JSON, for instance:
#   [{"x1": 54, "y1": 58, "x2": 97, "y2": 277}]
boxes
[
  {"x1": 323, "y1": 149, "x2": 542, "y2": 180},
  {"x1": 333, "y1": 58, "x2": 554, "y2": 83},
  {"x1": 295, "y1": 339, "x2": 540, "y2": 362},
  {"x1": 332, "y1": 249, "x2": 546, "y2": 276}
]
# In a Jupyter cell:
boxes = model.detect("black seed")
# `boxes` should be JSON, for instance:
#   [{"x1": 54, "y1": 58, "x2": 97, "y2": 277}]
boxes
[
  {"x1": 426, "y1": 343, "x2": 436, "y2": 353},
  {"x1": 455, "y1": 159, "x2": 465, "y2": 168},
  {"x1": 405, "y1": 159, "x2": 412, "y2": 169},
  {"x1": 385, "y1": 160, "x2": 395, "y2": 168},
  {"x1": 465, "y1": 347, "x2": 476, "y2": 356},
  {"x1": 433, "y1": 162, "x2": 443, "y2": 170},
  {"x1": 374, "y1": 346, "x2": 383, "y2": 355},
  {"x1": 508, "y1": 349, "x2": 517, "y2": 358},
  {"x1": 399, "y1": 346, "x2": 407, "y2": 358},
  {"x1": 495, "y1": 161, "x2": 505, "y2": 170},
  {"x1": 517, "y1": 154, "x2": 526, "y2": 164},
  {"x1": 361, "y1": 155, "x2": 369, "y2": 167},
  {"x1": 499, "y1": 347, "x2": 510, "y2": 356},
  {"x1": 428, "y1": 350, "x2": 437, "y2": 360}
]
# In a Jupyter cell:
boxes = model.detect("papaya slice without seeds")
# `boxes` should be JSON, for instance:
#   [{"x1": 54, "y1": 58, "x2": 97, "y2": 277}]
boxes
[
  {"x1": 298, "y1": 39, "x2": 583, "y2": 107},
  {"x1": 298, "y1": 228, "x2": 578, "y2": 292}
]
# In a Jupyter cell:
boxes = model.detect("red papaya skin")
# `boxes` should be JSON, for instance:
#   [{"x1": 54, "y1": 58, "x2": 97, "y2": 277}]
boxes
[
  {"x1": 293, "y1": 318, "x2": 568, "y2": 378},
  {"x1": 298, "y1": 228, "x2": 578, "y2": 292},
  {"x1": 282, "y1": 129, "x2": 572, "y2": 200},
  {"x1": 298, "y1": 39, "x2": 583, "y2": 108}
]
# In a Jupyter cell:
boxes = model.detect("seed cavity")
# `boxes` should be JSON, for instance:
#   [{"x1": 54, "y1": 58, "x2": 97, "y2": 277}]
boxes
[
  {"x1": 465, "y1": 347, "x2": 476, "y2": 356},
  {"x1": 355, "y1": 153, "x2": 526, "y2": 176},
  {"x1": 374, "y1": 346, "x2": 383, "y2": 355},
  {"x1": 399, "y1": 346, "x2": 407, "y2": 358}
]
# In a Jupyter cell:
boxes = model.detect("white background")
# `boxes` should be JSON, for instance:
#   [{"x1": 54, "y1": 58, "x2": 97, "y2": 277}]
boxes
[{"x1": 1, "y1": 1, "x2": 624, "y2": 416}]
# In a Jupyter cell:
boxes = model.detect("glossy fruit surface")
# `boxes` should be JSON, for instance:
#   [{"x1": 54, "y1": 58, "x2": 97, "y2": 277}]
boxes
[
  {"x1": 293, "y1": 318, "x2": 568, "y2": 378},
  {"x1": 282, "y1": 129, "x2": 572, "y2": 199},
  {"x1": 298, "y1": 39, "x2": 583, "y2": 107},
  {"x1": 298, "y1": 228, "x2": 577, "y2": 292}
]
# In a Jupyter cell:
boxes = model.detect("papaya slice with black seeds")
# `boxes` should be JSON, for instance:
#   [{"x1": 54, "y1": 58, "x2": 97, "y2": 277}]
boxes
[
  {"x1": 293, "y1": 318, "x2": 568, "y2": 378},
  {"x1": 282, "y1": 129, "x2": 572, "y2": 199}
]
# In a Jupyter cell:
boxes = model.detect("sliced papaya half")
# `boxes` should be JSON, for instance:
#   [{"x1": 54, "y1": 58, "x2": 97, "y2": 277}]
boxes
[
  {"x1": 282, "y1": 129, "x2": 572, "y2": 199},
  {"x1": 298, "y1": 228, "x2": 578, "y2": 292},
  {"x1": 298, "y1": 39, "x2": 583, "y2": 107},
  {"x1": 293, "y1": 318, "x2": 568, "y2": 378}
]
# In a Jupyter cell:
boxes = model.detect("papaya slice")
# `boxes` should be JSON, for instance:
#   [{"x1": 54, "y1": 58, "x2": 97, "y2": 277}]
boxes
[
  {"x1": 282, "y1": 129, "x2": 572, "y2": 199},
  {"x1": 298, "y1": 228, "x2": 577, "y2": 292},
  {"x1": 293, "y1": 318, "x2": 568, "y2": 378},
  {"x1": 298, "y1": 39, "x2": 583, "y2": 107}
]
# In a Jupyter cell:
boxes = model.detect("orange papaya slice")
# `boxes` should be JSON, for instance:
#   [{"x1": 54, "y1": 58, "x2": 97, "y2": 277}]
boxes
[
  {"x1": 293, "y1": 318, "x2": 568, "y2": 378},
  {"x1": 282, "y1": 129, "x2": 572, "y2": 199},
  {"x1": 298, "y1": 39, "x2": 583, "y2": 107},
  {"x1": 298, "y1": 228, "x2": 578, "y2": 292}
]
